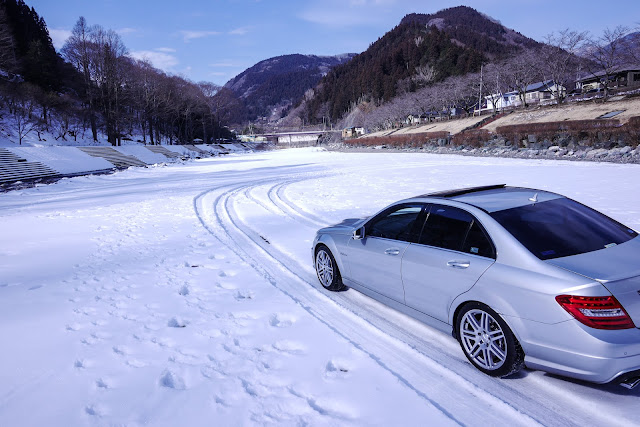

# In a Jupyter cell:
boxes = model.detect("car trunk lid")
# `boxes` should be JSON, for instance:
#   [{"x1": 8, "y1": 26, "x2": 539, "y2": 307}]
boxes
[{"x1": 546, "y1": 237, "x2": 640, "y2": 326}]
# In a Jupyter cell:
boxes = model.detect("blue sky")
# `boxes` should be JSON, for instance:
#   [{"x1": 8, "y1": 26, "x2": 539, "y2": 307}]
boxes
[{"x1": 27, "y1": 0, "x2": 640, "y2": 86}]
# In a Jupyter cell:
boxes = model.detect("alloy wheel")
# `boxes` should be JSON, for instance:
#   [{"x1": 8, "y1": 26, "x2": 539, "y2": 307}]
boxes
[
  {"x1": 315, "y1": 249, "x2": 334, "y2": 288},
  {"x1": 459, "y1": 308, "x2": 508, "y2": 370}
]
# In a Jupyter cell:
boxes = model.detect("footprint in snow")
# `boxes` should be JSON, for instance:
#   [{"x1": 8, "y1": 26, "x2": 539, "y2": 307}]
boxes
[
  {"x1": 159, "y1": 369, "x2": 187, "y2": 390},
  {"x1": 66, "y1": 323, "x2": 82, "y2": 331},
  {"x1": 235, "y1": 290, "x2": 254, "y2": 300},
  {"x1": 151, "y1": 337, "x2": 175, "y2": 348},
  {"x1": 95, "y1": 377, "x2": 113, "y2": 389},
  {"x1": 85, "y1": 404, "x2": 107, "y2": 417},
  {"x1": 272, "y1": 340, "x2": 306, "y2": 355},
  {"x1": 216, "y1": 281, "x2": 236, "y2": 290},
  {"x1": 325, "y1": 359, "x2": 353, "y2": 378},
  {"x1": 112, "y1": 345, "x2": 131, "y2": 356},
  {"x1": 168, "y1": 317, "x2": 188, "y2": 328},
  {"x1": 269, "y1": 313, "x2": 297, "y2": 328},
  {"x1": 126, "y1": 359, "x2": 147, "y2": 368},
  {"x1": 74, "y1": 359, "x2": 92, "y2": 369},
  {"x1": 81, "y1": 336, "x2": 98, "y2": 346}
]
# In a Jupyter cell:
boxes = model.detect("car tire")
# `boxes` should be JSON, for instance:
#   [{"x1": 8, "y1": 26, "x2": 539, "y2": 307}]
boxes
[
  {"x1": 314, "y1": 245, "x2": 345, "y2": 291},
  {"x1": 456, "y1": 302, "x2": 524, "y2": 378}
]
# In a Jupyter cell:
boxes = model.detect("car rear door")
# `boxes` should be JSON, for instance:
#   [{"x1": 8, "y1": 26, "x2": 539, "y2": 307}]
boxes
[
  {"x1": 402, "y1": 204, "x2": 496, "y2": 322},
  {"x1": 346, "y1": 204, "x2": 426, "y2": 303}
]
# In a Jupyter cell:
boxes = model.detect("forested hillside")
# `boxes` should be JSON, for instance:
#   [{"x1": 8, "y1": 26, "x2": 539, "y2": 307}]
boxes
[
  {"x1": 225, "y1": 53, "x2": 355, "y2": 122},
  {"x1": 0, "y1": 0, "x2": 78, "y2": 90},
  {"x1": 306, "y1": 6, "x2": 542, "y2": 122},
  {"x1": 0, "y1": 0, "x2": 234, "y2": 146}
]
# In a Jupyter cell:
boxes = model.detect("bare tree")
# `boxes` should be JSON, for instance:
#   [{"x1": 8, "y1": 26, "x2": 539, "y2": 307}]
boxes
[
  {"x1": 482, "y1": 62, "x2": 509, "y2": 114},
  {"x1": 412, "y1": 64, "x2": 438, "y2": 87},
  {"x1": 198, "y1": 81, "x2": 222, "y2": 142},
  {"x1": 62, "y1": 17, "x2": 99, "y2": 141},
  {"x1": 451, "y1": 73, "x2": 482, "y2": 116},
  {"x1": 91, "y1": 27, "x2": 128, "y2": 145},
  {"x1": 584, "y1": 25, "x2": 631, "y2": 100},
  {"x1": 540, "y1": 29, "x2": 588, "y2": 104},
  {"x1": 503, "y1": 50, "x2": 544, "y2": 108},
  {"x1": 10, "y1": 86, "x2": 41, "y2": 145}
]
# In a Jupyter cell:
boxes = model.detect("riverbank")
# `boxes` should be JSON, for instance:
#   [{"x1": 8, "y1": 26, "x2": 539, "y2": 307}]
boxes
[{"x1": 329, "y1": 142, "x2": 640, "y2": 164}]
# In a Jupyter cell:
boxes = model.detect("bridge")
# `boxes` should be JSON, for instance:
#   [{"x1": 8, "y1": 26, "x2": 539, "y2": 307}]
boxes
[{"x1": 243, "y1": 130, "x2": 336, "y2": 147}]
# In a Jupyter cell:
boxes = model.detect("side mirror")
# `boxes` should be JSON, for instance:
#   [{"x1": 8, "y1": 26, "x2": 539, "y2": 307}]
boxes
[{"x1": 353, "y1": 226, "x2": 365, "y2": 240}]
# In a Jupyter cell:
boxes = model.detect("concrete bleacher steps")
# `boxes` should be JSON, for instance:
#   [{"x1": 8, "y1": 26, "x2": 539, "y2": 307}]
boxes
[
  {"x1": 145, "y1": 146, "x2": 183, "y2": 159},
  {"x1": 0, "y1": 148, "x2": 60, "y2": 183},
  {"x1": 78, "y1": 147, "x2": 148, "y2": 168},
  {"x1": 183, "y1": 145, "x2": 209, "y2": 156},
  {"x1": 212, "y1": 144, "x2": 230, "y2": 154}
]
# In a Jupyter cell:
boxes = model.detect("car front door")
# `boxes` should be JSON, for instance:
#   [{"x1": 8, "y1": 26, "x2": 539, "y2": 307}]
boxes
[
  {"x1": 346, "y1": 204, "x2": 425, "y2": 303},
  {"x1": 402, "y1": 204, "x2": 496, "y2": 322}
]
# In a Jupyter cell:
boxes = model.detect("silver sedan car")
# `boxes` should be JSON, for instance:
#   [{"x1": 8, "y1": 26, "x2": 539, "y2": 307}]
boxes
[{"x1": 312, "y1": 185, "x2": 640, "y2": 388}]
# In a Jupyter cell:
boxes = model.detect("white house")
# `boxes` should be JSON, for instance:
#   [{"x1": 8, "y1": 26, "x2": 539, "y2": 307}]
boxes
[{"x1": 484, "y1": 80, "x2": 566, "y2": 111}]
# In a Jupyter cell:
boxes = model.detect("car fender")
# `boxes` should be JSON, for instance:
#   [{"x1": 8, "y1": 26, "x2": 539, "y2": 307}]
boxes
[
  {"x1": 314, "y1": 233, "x2": 351, "y2": 279},
  {"x1": 449, "y1": 292, "x2": 527, "y2": 346}
]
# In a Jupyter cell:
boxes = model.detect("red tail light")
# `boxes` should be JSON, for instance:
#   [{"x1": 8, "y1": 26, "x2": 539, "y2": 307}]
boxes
[{"x1": 555, "y1": 295, "x2": 636, "y2": 330}]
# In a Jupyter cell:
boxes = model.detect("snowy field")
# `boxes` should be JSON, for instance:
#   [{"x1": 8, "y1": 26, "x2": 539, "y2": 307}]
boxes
[{"x1": 1, "y1": 148, "x2": 639, "y2": 426}]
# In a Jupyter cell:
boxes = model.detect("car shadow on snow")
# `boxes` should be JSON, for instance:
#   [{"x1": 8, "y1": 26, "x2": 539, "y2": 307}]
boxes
[{"x1": 539, "y1": 371, "x2": 640, "y2": 395}]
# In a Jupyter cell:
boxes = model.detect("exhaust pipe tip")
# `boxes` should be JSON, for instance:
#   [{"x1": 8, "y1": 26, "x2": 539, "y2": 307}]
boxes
[{"x1": 619, "y1": 376, "x2": 640, "y2": 390}]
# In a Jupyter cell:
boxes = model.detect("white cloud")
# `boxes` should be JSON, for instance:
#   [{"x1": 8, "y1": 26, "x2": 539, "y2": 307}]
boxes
[
  {"x1": 229, "y1": 27, "x2": 250, "y2": 36},
  {"x1": 155, "y1": 47, "x2": 177, "y2": 53},
  {"x1": 299, "y1": 0, "x2": 400, "y2": 27},
  {"x1": 128, "y1": 50, "x2": 179, "y2": 71},
  {"x1": 179, "y1": 30, "x2": 220, "y2": 42},
  {"x1": 116, "y1": 28, "x2": 138, "y2": 36},
  {"x1": 49, "y1": 28, "x2": 72, "y2": 50},
  {"x1": 209, "y1": 62, "x2": 235, "y2": 67}
]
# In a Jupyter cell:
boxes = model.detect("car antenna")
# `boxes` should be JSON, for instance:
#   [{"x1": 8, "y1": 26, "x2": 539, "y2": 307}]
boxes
[{"x1": 529, "y1": 193, "x2": 538, "y2": 203}]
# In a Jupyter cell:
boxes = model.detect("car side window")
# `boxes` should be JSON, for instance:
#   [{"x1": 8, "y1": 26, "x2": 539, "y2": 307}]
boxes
[
  {"x1": 367, "y1": 205, "x2": 424, "y2": 242},
  {"x1": 420, "y1": 204, "x2": 495, "y2": 258},
  {"x1": 462, "y1": 221, "x2": 496, "y2": 259}
]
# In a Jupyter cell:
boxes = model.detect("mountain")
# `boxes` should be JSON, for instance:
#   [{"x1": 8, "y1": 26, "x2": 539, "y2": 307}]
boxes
[
  {"x1": 224, "y1": 53, "x2": 356, "y2": 121},
  {"x1": 306, "y1": 6, "x2": 542, "y2": 121},
  {"x1": 400, "y1": 7, "x2": 540, "y2": 57}
]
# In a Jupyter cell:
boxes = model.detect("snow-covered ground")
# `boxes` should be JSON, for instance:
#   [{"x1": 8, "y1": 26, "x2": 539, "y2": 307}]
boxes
[{"x1": 1, "y1": 148, "x2": 639, "y2": 426}]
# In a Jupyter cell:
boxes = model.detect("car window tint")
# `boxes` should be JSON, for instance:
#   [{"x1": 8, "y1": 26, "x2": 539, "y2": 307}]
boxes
[
  {"x1": 462, "y1": 222, "x2": 495, "y2": 259},
  {"x1": 367, "y1": 205, "x2": 423, "y2": 242},
  {"x1": 491, "y1": 197, "x2": 638, "y2": 260},
  {"x1": 420, "y1": 205, "x2": 473, "y2": 251}
]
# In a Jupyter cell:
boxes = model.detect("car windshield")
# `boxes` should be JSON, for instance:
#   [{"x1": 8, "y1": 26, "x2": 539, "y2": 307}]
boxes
[{"x1": 490, "y1": 197, "x2": 638, "y2": 260}]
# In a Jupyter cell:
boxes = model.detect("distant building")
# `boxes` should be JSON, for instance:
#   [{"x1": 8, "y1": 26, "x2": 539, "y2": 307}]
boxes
[
  {"x1": 576, "y1": 65, "x2": 640, "y2": 92},
  {"x1": 239, "y1": 135, "x2": 267, "y2": 143},
  {"x1": 406, "y1": 114, "x2": 424, "y2": 125},
  {"x1": 484, "y1": 80, "x2": 566, "y2": 111},
  {"x1": 342, "y1": 127, "x2": 365, "y2": 138}
]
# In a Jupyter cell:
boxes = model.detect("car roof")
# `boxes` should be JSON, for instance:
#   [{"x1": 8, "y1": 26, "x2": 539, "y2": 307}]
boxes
[{"x1": 415, "y1": 184, "x2": 565, "y2": 213}]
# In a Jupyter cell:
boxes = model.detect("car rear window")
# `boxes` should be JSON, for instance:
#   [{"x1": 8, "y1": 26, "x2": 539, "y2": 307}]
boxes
[{"x1": 490, "y1": 197, "x2": 638, "y2": 260}]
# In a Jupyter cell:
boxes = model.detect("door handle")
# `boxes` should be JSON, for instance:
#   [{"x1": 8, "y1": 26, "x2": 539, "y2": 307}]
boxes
[
  {"x1": 447, "y1": 260, "x2": 470, "y2": 269},
  {"x1": 384, "y1": 248, "x2": 400, "y2": 256}
]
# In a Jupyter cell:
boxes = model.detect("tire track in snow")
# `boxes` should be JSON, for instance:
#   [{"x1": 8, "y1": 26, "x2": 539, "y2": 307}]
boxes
[
  {"x1": 194, "y1": 176, "x2": 541, "y2": 427},
  {"x1": 230, "y1": 174, "x2": 640, "y2": 427},
  {"x1": 266, "y1": 181, "x2": 327, "y2": 229}
]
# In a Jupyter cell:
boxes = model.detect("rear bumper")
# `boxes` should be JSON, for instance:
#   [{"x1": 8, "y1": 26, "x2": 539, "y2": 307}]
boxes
[{"x1": 506, "y1": 315, "x2": 640, "y2": 384}]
